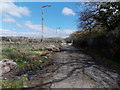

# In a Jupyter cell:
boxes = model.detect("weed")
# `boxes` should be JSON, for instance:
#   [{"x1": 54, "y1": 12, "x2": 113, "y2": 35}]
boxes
[{"x1": 2, "y1": 79, "x2": 22, "y2": 88}]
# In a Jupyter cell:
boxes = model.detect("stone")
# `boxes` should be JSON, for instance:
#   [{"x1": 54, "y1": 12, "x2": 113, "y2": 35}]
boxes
[
  {"x1": 46, "y1": 45, "x2": 60, "y2": 52},
  {"x1": 0, "y1": 59, "x2": 17, "y2": 76}
]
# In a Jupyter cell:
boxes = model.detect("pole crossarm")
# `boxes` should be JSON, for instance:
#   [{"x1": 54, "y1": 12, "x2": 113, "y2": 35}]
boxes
[{"x1": 42, "y1": 5, "x2": 52, "y2": 8}]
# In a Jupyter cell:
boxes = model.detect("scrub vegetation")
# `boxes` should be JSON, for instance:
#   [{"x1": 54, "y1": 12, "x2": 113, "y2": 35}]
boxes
[
  {"x1": 1, "y1": 37, "x2": 59, "y2": 88},
  {"x1": 66, "y1": 2, "x2": 120, "y2": 68}
]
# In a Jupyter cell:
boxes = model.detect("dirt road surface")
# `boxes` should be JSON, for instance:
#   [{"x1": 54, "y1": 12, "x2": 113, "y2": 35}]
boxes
[{"x1": 31, "y1": 44, "x2": 120, "y2": 88}]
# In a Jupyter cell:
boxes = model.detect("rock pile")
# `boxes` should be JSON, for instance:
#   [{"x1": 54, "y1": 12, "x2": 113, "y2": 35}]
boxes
[
  {"x1": 0, "y1": 59, "x2": 17, "y2": 76},
  {"x1": 45, "y1": 45, "x2": 60, "y2": 52}
]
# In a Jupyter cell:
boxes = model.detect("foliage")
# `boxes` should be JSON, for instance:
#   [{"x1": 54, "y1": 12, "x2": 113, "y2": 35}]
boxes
[
  {"x1": 69, "y1": 26, "x2": 120, "y2": 63},
  {"x1": 95, "y1": 2, "x2": 120, "y2": 30},
  {"x1": 68, "y1": 2, "x2": 120, "y2": 64},
  {"x1": 78, "y1": 2, "x2": 120, "y2": 31}
]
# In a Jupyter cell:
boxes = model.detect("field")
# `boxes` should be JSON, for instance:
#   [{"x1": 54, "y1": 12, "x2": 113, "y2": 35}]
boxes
[{"x1": 1, "y1": 37, "x2": 61, "y2": 88}]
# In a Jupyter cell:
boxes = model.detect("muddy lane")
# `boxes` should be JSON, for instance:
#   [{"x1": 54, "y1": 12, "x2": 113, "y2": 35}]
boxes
[
  {"x1": 30, "y1": 44, "x2": 120, "y2": 88},
  {"x1": 48, "y1": 45, "x2": 120, "y2": 88}
]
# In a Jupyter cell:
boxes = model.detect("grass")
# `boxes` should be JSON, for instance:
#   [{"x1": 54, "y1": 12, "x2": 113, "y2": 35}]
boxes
[
  {"x1": 1, "y1": 74, "x2": 28, "y2": 88},
  {"x1": 80, "y1": 47, "x2": 120, "y2": 71},
  {"x1": 1, "y1": 43, "x2": 52, "y2": 68},
  {"x1": 1, "y1": 41, "x2": 55, "y2": 71},
  {"x1": 2, "y1": 80, "x2": 23, "y2": 88},
  {"x1": 1, "y1": 41, "x2": 55, "y2": 88},
  {"x1": 70, "y1": 27, "x2": 120, "y2": 71},
  {"x1": 1, "y1": 37, "x2": 61, "y2": 88}
]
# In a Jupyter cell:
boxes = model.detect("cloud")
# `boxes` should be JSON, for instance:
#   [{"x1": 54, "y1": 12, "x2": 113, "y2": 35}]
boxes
[
  {"x1": 3, "y1": 17, "x2": 16, "y2": 23},
  {"x1": 25, "y1": 21, "x2": 41, "y2": 31},
  {"x1": 3, "y1": 16, "x2": 22, "y2": 28},
  {"x1": 16, "y1": 23, "x2": 21, "y2": 27},
  {"x1": 58, "y1": 29, "x2": 76, "y2": 38},
  {"x1": 1, "y1": 27, "x2": 76, "y2": 38},
  {"x1": 0, "y1": 29, "x2": 17, "y2": 36},
  {"x1": 24, "y1": 21, "x2": 76, "y2": 38},
  {"x1": 1, "y1": 20, "x2": 76, "y2": 38},
  {"x1": 62, "y1": 7, "x2": 76, "y2": 16},
  {"x1": 0, "y1": 2, "x2": 30, "y2": 17},
  {"x1": 1, "y1": 0, "x2": 15, "y2": 2},
  {"x1": 0, "y1": 28, "x2": 39, "y2": 37}
]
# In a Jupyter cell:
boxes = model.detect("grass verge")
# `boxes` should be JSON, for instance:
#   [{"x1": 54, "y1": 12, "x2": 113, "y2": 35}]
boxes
[{"x1": 77, "y1": 47, "x2": 120, "y2": 71}]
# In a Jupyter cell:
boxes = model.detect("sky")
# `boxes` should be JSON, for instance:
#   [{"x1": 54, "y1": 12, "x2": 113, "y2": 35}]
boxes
[{"x1": 0, "y1": 1, "x2": 82, "y2": 38}]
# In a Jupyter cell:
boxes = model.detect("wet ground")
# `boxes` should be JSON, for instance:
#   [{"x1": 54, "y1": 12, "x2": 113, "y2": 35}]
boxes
[{"x1": 30, "y1": 44, "x2": 120, "y2": 88}]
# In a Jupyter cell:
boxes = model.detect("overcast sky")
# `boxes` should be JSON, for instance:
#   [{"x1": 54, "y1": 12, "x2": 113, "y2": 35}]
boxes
[{"x1": 0, "y1": 1, "x2": 81, "y2": 38}]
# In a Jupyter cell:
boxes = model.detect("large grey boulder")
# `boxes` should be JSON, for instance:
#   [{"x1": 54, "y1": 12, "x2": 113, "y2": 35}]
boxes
[
  {"x1": 45, "y1": 45, "x2": 60, "y2": 52},
  {"x1": 0, "y1": 59, "x2": 17, "y2": 76}
]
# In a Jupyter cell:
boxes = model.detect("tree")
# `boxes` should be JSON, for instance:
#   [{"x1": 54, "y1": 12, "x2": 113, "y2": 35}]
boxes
[
  {"x1": 77, "y1": 2, "x2": 103, "y2": 31},
  {"x1": 95, "y1": 2, "x2": 120, "y2": 30},
  {"x1": 78, "y1": 2, "x2": 120, "y2": 31}
]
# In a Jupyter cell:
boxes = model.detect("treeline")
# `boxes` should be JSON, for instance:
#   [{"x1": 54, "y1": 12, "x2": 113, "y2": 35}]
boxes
[{"x1": 67, "y1": 2, "x2": 120, "y2": 63}]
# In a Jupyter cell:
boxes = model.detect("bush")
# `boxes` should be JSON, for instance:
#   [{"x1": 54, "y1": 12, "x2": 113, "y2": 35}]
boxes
[{"x1": 70, "y1": 28, "x2": 120, "y2": 63}]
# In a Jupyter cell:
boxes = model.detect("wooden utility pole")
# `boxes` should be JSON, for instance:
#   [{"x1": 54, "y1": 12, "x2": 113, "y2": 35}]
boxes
[
  {"x1": 41, "y1": 5, "x2": 52, "y2": 42},
  {"x1": 41, "y1": 7, "x2": 44, "y2": 42}
]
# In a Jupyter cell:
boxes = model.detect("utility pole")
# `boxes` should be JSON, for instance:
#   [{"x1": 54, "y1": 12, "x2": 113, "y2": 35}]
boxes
[
  {"x1": 41, "y1": 7, "x2": 44, "y2": 42},
  {"x1": 41, "y1": 5, "x2": 52, "y2": 42}
]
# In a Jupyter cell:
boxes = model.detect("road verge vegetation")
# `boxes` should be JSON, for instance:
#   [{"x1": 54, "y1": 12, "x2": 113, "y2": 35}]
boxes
[
  {"x1": 1, "y1": 40, "x2": 60, "y2": 88},
  {"x1": 66, "y1": 2, "x2": 120, "y2": 70}
]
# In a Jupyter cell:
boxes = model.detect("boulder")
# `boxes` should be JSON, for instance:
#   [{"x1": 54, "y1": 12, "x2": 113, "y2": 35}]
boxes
[
  {"x1": 0, "y1": 59, "x2": 17, "y2": 76},
  {"x1": 45, "y1": 45, "x2": 60, "y2": 52}
]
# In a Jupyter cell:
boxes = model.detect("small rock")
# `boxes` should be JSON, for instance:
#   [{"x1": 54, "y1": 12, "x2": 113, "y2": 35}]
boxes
[{"x1": 0, "y1": 59, "x2": 17, "y2": 76}]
